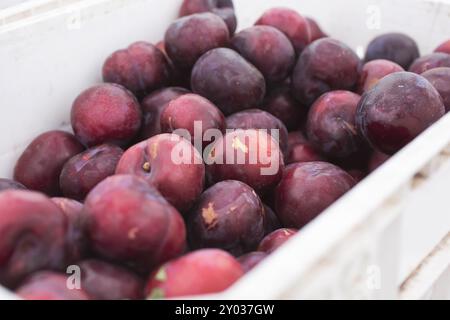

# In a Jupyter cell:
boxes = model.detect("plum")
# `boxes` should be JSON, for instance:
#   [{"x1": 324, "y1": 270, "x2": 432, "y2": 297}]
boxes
[
  {"x1": 255, "y1": 7, "x2": 311, "y2": 54},
  {"x1": 306, "y1": 90, "x2": 362, "y2": 158},
  {"x1": 306, "y1": 17, "x2": 327, "y2": 42},
  {"x1": 421, "y1": 67, "x2": 450, "y2": 112},
  {"x1": 409, "y1": 53, "x2": 450, "y2": 74},
  {"x1": 435, "y1": 40, "x2": 450, "y2": 54},
  {"x1": 364, "y1": 33, "x2": 420, "y2": 69},
  {"x1": 165, "y1": 13, "x2": 229, "y2": 70},
  {"x1": 237, "y1": 252, "x2": 267, "y2": 273},
  {"x1": 275, "y1": 162, "x2": 356, "y2": 228},
  {"x1": 356, "y1": 72, "x2": 445, "y2": 154},
  {"x1": 102, "y1": 42, "x2": 170, "y2": 99},
  {"x1": 14, "y1": 131, "x2": 84, "y2": 196},
  {"x1": 179, "y1": 0, "x2": 237, "y2": 35},
  {"x1": 258, "y1": 228, "x2": 297, "y2": 253},
  {"x1": 0, "y1": 190, "x2": 68, "y2": 288},
  {"x1": 83, "y1": 175, "x2": 186, "y2": 272},
  {"x1": 79, "y1": 259, "x2": 143, "y2": 300},
  {"x1": 225, "y1": 109, "x2": 289, "y2": 153},
  {"x1": 71, "y1": 83, "x2": 142, "y2": 147},
  {"x1": 357, "y1": 59, "x2": 404, "y2": 93},
  {"x1": 230, "y1": 26, "x2": 295, "y2": 83},
  {"x1": 60, "y1": 144, "x2": 123, "y2": 201},
  {"x1": 116, "y1": 134, "x2": 205, "y2": 212},
  {"x1": 291, "y1": 38, "x2": 361, "y2": 106},
  {"x1": 347, "y1": 169, "x2": 366, "y2": 183},
  {"x1": 145, "y1": 249, "x2": 243, "y2": 298},
  {"x1": 51, "y1": 198, "x2": 87, "y2": 264},
  {"x1": 140, "y1": 87, "x2": 190, "y2": 140},
  {"x1": 16, "y1": 271, "x2": 90, "y2": 300},
  {"x1": 187, "y1": 180, "x2": 265, "y2": 256},
  {"x1": 262, "y1": 84, "x2": 306, "y2": 131},
  {"x1": 263, "y1": 204, "x2": 281, "y2": 235},
  {"x1": 191, "y1": 48, "x2": 266, "y2": 115},
  {"x1": 286, "y1": 131, "x2": 324, "y2": 165},
  {"x1": 0, "y1": 179, "x2": 26, "y2": 192},
  {"x1": 160, "y1": 93, "x2": 225, "y2": 148},
  {"x1": 206, "y1": 129, "x2": 284, "y2": 195},
  {"x1": 368, "y1": 150, "x2": 390, "y2": 173}
]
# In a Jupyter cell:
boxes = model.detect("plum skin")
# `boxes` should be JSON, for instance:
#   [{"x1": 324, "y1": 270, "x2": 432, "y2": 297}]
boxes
[
  {"x1": 0, "y1": 190, "x2": 68, "y2": 288},
  {"x1": 275, "y1": 162, "x2": 356, "y2": 229},
  {"x1": 140, "y1": 87, "x2": 190, "y2": 140},
  {"x1": 357, "y1": 59, "x2": 404, "y2": 94},
  {"x1": 165, "y1": 13, "x2": 229, "y2": 71},
  {"x1": 115, "y1": 134, "x2": 205, "y2": 212},
  {"x1": 71, "y1": 83, "x2": 142, "y2": 147},
  {"x1": 102, "y1": 41, "x2": 171, "y2": 99},
  {"x1": 230, "y1": 25, "x2": 295, "y2": 83},
  {"x1": 306, "y1": 17, "x2": 327, "y2": 42},
  {"x1": 255, "y1": 7, "x2": 311, "y2": 54},
  {"x1": 364, "y1": 33, "x2": 420, "y2": 69},
  {"x1": 435, "y1": 40, "x2": 450, "y2": 54},
  {"x1": 206, "y1": 129, "x2": 284, "y2": 196},
  {"x1": 60, "y1": 144, "x2": 123, "y2": 201},
  {"x1": 237, "y1": 252, "x2": 267, "y2": 273},
  {"x1": 16, "y1": 271, "x2": 90, "y2": 300},
  {"x1": 291, "y1": 38, "x2": 361, "y2": 106},
  {"x1": 306, "y1": 90, "x2": 362, "y2": 159},
  {"x1": 179, "y1": 0, "x2": 237, "y2": 35},
  {"x1": 286, "y1": 131, "x2": 324, "y2": 165},
  {"x1": 356, "y1": 72, "x2": 445, "y2": 155},
  {"x1": 14, "y1": 130, "x2": 84, "y2": 196},
  {"x1": 225, "y1": 109, "x2": 289, "y2": 153},
  {"x1": 187, "y1": 180, "x2": 265, "y2": 256},
  {"x1": 0, "y1": 179, "x2": 26, "y2": 192},
  {"x1": 160, "y1": 93, "x2": 226, "y2": 148},
  {"x1": 83, "y1": 175, "x2": 186, "y2": 273},
  {"x1": 145, "y1": 249, "x2": 243, "y2": 298},
  {"x1": 78, "y1": 259, "x2": 143, "y2": 300},
  {"x1": 258, "y1": 228, "x2": 297, "y2": 253},
  {"x1": 421, "y1": 67, "x2": 450, "y2": 113},
  {"x1": 408, "y1": 53, "x2": 450, "y2": 74},
  {"x1": 191, "y1": 48, "x2": 266, "y2": 115}
]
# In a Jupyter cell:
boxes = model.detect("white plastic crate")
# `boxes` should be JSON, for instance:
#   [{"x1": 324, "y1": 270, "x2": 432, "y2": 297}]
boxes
[{"x1": 0, "y1": 0, "x2": 449, "y2": 300}]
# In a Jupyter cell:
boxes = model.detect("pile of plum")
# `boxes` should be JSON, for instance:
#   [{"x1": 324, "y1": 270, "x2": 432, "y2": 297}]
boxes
[{"x1": 1, "y1": 0, "x2": 449, "y2": 300}]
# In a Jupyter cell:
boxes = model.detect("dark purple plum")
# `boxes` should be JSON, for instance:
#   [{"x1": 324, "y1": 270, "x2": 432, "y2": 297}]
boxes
[
  {"x1": 231, "y1": 26, "x2": 295, "y2": 83},
  {"x1": 71, "y1": 84, "x2": 142, "y2": 147},
  {"x1": 14, "y1": 131, "x2": 84, "y2": 196},
  {"x1": 356, "y1": 72, "x2": 445, "y2": 154},
  {"x1": 165, "y1": 13, "x2": 229, "y2": 70},
  {"x1": 263, "y1": 204, "x2": 281, "y2": 235},
  {"x1": 421, "y1": 67, "x2": 450, "y2": 112},
  {"x1": 364, "y1": 33, "x2": 420, "y2": 69},
  {"x1": 206, "y1": 129, "x2": 284, "y2": 195},
  {"x1": 286, "y1": 131, "x2": 324, "y2": 164},
  {"x1": 140, "y1": 87, "x2": 190, "y2": 140},
  {"x1": 102, "y1": 42, "x2": 171, "y2": 99},
  {"x1": 258, "y1": 228, "x2": 297, "y2": 253},
  {"x1": 179, "y1": 0, "x2": 237, "y2": 35},
  {"x1": 160, "y1": 93, "x2": 226, "y2": 148},
  {"x1": 262, "y1": 84, "x2": 306, "y2": 131},
  {"x1": 226, "y1": 109, "x2": 289, "y2": 153},
  {"x1": 275, "y1": 162, "x2": 356, "y2": 229},
  {"x1": 357, "y1": 59, "x2": 404, "y2": 94},
  {"x1": 191, "y1": 48, "x2": 266, "y2": 115},
  {"x1": 306, "y1": 90, "x2": 362, "y2": 158},
  {"x1": 255, "y1": 7, "x2": 311, "y2": 54},
  {"x1": 115, "y1": 134, "x2": 205, "y2": 212},
  {"x1": 409, "y1": 53, "x2": 450, "y2": 74},
  {"x1": 60, "y1": 144, "x2": 123, "y2": 201},
  {"x1": 0, "y1": 179, "x2": 26, "y2": 192},
  {"x1": 83, "y1": 175, "x2": 186, "y2": 272},
  {"x1": 306, "y1": 17, "x2": 327, "y2": 42},
  {"x1": 187, "y1": 180, "x2": 265, "y2": 256},
  {"x1": 0, "y1": 190, "x2": 68, "y2": 288},
  {"x1": 291, "y1": 38, "x2": 361, "y2": 106},
  {"x1": 368, "y1": 150, "x2": 390, "y2": 173},
  {"x1": 79, "y1": 259, "x2": 143, "y2": 300}
]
